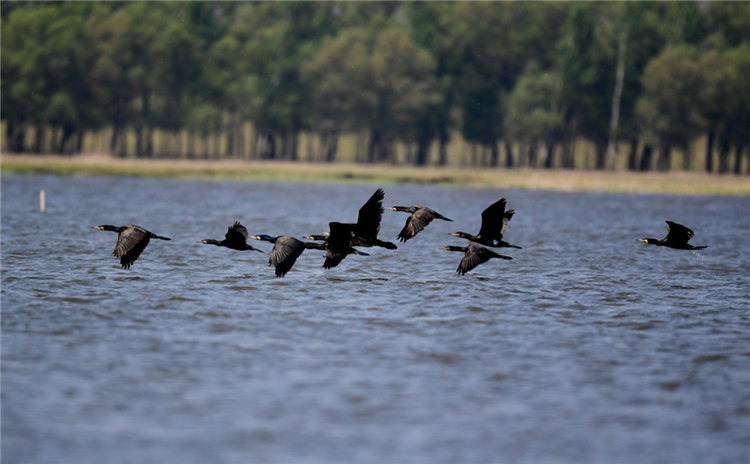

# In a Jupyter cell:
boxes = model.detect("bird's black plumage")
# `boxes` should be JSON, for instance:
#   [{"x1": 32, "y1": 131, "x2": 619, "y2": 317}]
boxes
[
  {"x1": 443, "y1": 244, "x2": 512, "y2": 275},
  {"x1": 639, "y1": 221, "x2": 707, "y2": 250},
  {"x1": 451, "y1": 198, "x2": 521, "y2": 249},
  {"x1": 94, "y1": 224, "x2": 171, "y2": 269},
  {"x1": 389, "y1": 205, "x2": 453, "y2": 242},
  {"x1": 254, "y1": 235, "x2": 323, "y2": 277},
  {"x1": 307, "y1": 222, "x2": 369, "y2": 269},
  {"x1": 200, "y1": 221, "x2": 263, "y2": 252},
  {"x1": 341, "y1": 188, "x2": 398, "y2": 250}
]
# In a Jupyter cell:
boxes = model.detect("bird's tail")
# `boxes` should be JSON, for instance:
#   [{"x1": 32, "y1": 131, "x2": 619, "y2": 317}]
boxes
[
  {"x1": 153, "y1": 235, "x2": 171, "y2": 241},
  {"x1": 692, "y1": 246, "x2": 707, "y2": 250},
  {"x1": 374, "y1": 239, "x2": 398, "y2": 250}
]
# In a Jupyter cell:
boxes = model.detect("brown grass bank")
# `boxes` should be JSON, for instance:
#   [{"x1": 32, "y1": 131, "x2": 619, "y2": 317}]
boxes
[{"x1": 2, "y1": 153, "x2": 748, "y2": 196}]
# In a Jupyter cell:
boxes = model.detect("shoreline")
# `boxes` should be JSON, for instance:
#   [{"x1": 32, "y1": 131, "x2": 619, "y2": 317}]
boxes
[{"x1": 2, "y1": 153, "x2": 749, "y2": 196}]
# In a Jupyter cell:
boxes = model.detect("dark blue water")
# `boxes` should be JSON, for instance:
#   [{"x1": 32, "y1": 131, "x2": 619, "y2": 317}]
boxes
[{"x1": 2, "y1": 174, "x2": 749, "y2": 464}]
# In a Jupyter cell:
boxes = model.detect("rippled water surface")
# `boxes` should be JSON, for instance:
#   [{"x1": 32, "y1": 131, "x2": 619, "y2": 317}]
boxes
[{"x1": 2, "y1": 174, "x2": 749, "y2": 463}]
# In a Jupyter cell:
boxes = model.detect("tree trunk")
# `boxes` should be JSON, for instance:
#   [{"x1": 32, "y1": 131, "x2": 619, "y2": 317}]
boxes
[
  {"x1": 543, "y1": 142, "x2": 555, "y2": 169},
  {"x1": 733, "y1": 140, "x2": 745, "y2": 175},
  {"x1": 187, "y1": 131, "x2": 195, "y2": 159},
  {"x1": 58, "y1": 125, "x2": 74, "y2": 155},
  {"x1": 110, "y1": 125, "x2": 119, "y2": 156},
  {"x1": 705, "y1": 127, "x2": 715, "y2": 173},
  {"x1": 627, "y1": 138, "x2": 638, "y2": 171},
  {"x1": 135, "y1": 125, "x2": 144, "y2": 158},
  {"x1": 367, "y1": 130, "x2": 379, "y2": 163},
  {"x1": 504, "y1": 140, "x2": 514, "y2": 168},
  {"x1": 34, "y1": 124, "x2": 45, "y2": 153},
  {"x1": 606, "y1": 29, "x2": 627, "y2": 170},
  {"x1": 718, "y1": 138, "x2": 730, "y2": 173},
  {"x1": 326, "y1": 133, "x2": 338, "y2": 163},
  {"x1": 76, "y1": 128, "x2": 84, "y2": 154},
  {"x1": 490, "y1": 142, "x2": 499, "y2": 167},
  {"x1": 595, "y1": 139, "x2": 607, "y2": 170},
  {"x1": 658, "y1": 144, "x2": 672, "y2": 171},
  {"x1": 416, "y1": 134, "x2": 430, "y2": 166},
  {"x1": 289, "y1": 132, "x2": 298, "y2": 161},
  {"x1": 682, "y1": 145, "x2": 692, "y2": 171},
  {"x1": 9, "y1": 121, "x2": 26, "y2": 153},
  {"x1": 438, "y1": 138, "x2": 448, "y2": 166},
  {"x1": 562, "y1": 137, "x2": 575, "y2": 169},
  {"x1": 145, "y1": 126, "x2": 153, "y2": 158},
  {"x1": 639, "y1": 144, "x2": 653, "y2": 171}
]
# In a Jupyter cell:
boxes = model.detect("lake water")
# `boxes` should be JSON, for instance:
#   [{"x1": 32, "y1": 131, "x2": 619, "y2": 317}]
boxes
[{"x1": 2, "y1": 174, "x2": 749, "y2": 464}]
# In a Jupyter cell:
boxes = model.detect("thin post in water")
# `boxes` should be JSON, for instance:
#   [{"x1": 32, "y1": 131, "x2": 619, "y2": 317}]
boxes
[{"x1": 40, "y1": 189, "x2": 45, "y2": 213}]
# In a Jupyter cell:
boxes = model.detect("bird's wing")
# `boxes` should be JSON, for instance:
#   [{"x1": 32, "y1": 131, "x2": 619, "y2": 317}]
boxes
[
  {"x1": 478, "y1": 198, "x2": 507, "y2": 239},
  {"x1": 323, "y1": 251, "x2": 347, "y2": 269},
  {"x1": 114, "y1": 227, "x2": 148, "y2": 258},
  {"x1": 665, "y1": 221, "x2": 694, "y2": 244},
  {"x1": 271, "y1": 237, "x2": 305, "y2": 277},
  {"x1": 501, "y1": 209, "x2": 515, "y2": 236},
  {"x1": 114, "y1": 227, "x2": 150, "y2": 269},
  {"x1": 410, "y1": 208, "x2": 440, "y2": 234},
  {"x1": 459, "y1": 245, "x2": 501, "y2": 274},
  {"x1": 355, "y1": 188, "x2": 385, "y2": 239},
  {"x1": 225, "y1": 221, "x2": 249, "y2": 246},
  {"x1": 327, "y1": 222, "x2": 356, "y2": 251},
  {"x1": 269, "y1": 237, "x2": 303, "y2": 267}
]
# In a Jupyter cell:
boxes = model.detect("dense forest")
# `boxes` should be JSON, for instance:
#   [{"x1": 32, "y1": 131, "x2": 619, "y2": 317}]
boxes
[{"x1": 2, "y1": 1, "x2": 749, "y2": 173}]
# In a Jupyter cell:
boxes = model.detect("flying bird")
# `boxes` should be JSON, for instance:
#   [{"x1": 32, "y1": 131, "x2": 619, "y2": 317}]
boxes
[
  {"x1": 306, "y1": 222, "x2": 369, "y2": 269},
  {"x1": 638, "y1": 221, "x2": 707, "y2": 250},
  {"x1": 199, "y1": 221, "x2": 263, "y2": 252},
  {"x1": 93, "y1": 224, "x2": 171, "y2": 269},
  {"x1": 450, "y1": 198, "x2": 521, "y2": 249},
  {"x1": 254, "y1": 235, "x2": 324, "y2": 278},
  {"x1": 337, "y1": 188, "x2": 398, "y2": 250},
  {"x1": 443, "y1": 244, "x2": 512, "y2": 275},
  {"x1": 389, "y1": 205, "x2": 453, "y2": 242}
]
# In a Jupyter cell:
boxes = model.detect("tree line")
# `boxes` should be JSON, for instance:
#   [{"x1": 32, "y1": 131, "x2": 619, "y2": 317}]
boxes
[{"x1": 2, "y1": 1, "x2": 749, "y2": 173}]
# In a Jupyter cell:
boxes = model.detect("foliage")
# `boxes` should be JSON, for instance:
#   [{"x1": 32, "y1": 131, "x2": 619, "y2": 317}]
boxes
[{"x1": 1, "y1": 1, "x2": 749, "y2": 172}]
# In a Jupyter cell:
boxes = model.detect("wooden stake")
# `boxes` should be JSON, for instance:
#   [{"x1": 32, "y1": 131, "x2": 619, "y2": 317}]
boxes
[{"x1": 40, "y1": 189, "x2": 46, "y2": 213}]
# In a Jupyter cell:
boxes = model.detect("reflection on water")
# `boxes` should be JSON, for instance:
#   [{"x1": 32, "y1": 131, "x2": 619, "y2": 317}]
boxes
[{"x1": 2, "y1": 174, "x2": 749, "y2": 464}]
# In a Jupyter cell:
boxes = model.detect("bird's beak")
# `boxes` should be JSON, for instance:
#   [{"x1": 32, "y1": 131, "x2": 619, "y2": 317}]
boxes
[
  {"x1": 450, "y1": 232, "x2": 458, "y2": 236},
  {"x1": 388, "y1": 207, "x2": 396, "y2": 211},
  {"x1": 638, "y1": 239, "x2": 647, "y2": 243},
  {"x1": 303, "y1": 236, "x2": 313, "y2": 240},
  {"x1": 442, "y1": 247, "x2": 450, "y2": 250},
  {"x1": 253, "y1": 236, "x2": 261, "y2": 240},
  {"x1": 198, "y1": 240, "x2": 208, "y2": 244},
  {"x1": 93, "y1": 226, "x2": 103, "y2": 230}
]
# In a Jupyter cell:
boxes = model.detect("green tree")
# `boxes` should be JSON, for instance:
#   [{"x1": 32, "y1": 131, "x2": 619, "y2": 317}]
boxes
[
  {"x1": 301, "y1": 25, "x2": 440, "y2": 164},
  {"x1": 635, "y1": 45, "x2": 706, "y2": 171},
  {"x1": 1, "y1": 4, "x2": 97, "y2": 153},
  {"x1": 89, "y1": 3, "x2": 199, "y2": 157},
  {"x1": 504, "y1": 67, "x2": 563, "y2": 168}
]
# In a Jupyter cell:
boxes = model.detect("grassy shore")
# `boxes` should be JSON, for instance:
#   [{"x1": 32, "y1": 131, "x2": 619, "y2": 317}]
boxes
[{"x1": 2, "y1": 153, "x2": 749, "y2": 195}]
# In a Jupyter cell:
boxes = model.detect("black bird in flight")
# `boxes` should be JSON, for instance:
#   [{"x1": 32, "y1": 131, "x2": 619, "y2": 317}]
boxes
[
  {"x1": 388, "y1": 205, "x2": 453, "y2": 242},
  {"x1": 254, "y1": 235, "x2": 324, "y2": 278},
  {"x1": 199, "y1": 221, "x2": 263, "y2": 252},
  {"x1": 339, "y1": 188, "x2": 398, "y2": 250},
  {"x1": 450, "y1": 198, "x2": 521, "y2": 249},
  {"x1": 93, "y1": 224, "x2": 171, "y2": 269},
  {"x1": 443, "y1": 244, "x2": 512, "y2": 275},
  {"x1": 306, "y1": 222, "x2": 369, "y2": 269},
  {"x1": 639, "y1": 221, "x2": 707, "y2": 250}
]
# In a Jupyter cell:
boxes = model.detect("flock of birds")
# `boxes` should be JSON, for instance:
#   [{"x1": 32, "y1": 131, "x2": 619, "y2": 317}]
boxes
[{"x1": 93, "y1": 188, "x2": 707, "y2": 277}]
